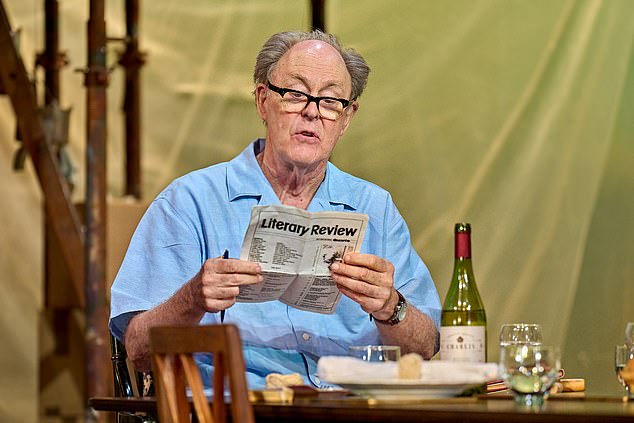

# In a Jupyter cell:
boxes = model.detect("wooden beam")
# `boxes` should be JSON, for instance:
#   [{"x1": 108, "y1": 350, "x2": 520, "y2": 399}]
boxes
[
  {"x1": 120, "y1": 0, "x2": 145, "y2": 199},
  {"x1": 0, "y1": 1, "x2": 85, "y2": 303},
  {"x1": 310, "y1": 0, "x2": 326, "y2": 32},
  {"x1": 35, "y1": 0, "x2": 68, "y2": 104},
  {"x1": 84, "y1": 0, "x2": 110, "y2": 410}
]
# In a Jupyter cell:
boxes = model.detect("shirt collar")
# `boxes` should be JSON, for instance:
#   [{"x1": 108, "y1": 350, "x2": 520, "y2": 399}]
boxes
[{"x1": 227, "y1": 138, "x2": 359, "y2": 210}]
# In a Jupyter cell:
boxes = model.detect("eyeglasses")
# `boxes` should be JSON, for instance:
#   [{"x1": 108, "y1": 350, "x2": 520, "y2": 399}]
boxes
[{"x1": 267, "y1": 81, "x2": 352, "y2": 121}]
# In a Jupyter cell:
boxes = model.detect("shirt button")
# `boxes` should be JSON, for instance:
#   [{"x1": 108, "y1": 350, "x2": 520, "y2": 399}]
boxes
[
  {"x1": 302, "y1": 333, "x2": 311, "y2": 341},
  {"x1": 314, "y1": 376, "x2": 321, "y2": 384}
]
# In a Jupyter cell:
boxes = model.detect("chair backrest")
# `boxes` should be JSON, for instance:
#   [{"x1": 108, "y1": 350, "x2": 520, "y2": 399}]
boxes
[
  {"x1": 111, "y1": 334, "x2": 135, "y2": 398},
  {"x1": 149, "y1": 324, "x2": 254, "y2": 423},
  {"x1": 110, "y1": 334, "x2": 157, "y2": 422},
  {"x1": 110, "y1": 334, "x2": 155, "y2": 398}
]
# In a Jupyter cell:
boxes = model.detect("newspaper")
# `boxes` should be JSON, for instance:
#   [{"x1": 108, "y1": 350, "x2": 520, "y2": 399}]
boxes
[{"x1": 238, "y1": 205, "x2": 369, "y2": 314}]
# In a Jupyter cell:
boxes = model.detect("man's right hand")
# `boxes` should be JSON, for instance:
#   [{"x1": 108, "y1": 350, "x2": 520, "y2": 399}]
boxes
[
  {"x1": 124, "y1": 255, "x2": 262, "y2": 371},
  {"x1": 190, "y1": 255, "x2": 263, "y2": 314}
]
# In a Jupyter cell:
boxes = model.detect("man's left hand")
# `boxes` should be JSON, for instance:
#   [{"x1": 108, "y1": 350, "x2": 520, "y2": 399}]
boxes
[{"x1": 330, "y1": 252, "x2": 397, "y2": 320}]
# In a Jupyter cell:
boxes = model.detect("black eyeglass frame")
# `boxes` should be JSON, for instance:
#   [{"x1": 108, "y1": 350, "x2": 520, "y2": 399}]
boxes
[{"x1": 266, "y1": 81, "x2": 352, "y2": 115}]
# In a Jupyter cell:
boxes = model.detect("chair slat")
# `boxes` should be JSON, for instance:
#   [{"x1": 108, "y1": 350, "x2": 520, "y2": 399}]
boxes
[
  {"x1": 153, "y1": 355, "x2": 190, "y2": 423},
  {"x1": 213, "y1": 353, "x2": 225, "y2": 423},
  {"x1": 180, "y1": 354, "x2": 215, "y2": 423}
]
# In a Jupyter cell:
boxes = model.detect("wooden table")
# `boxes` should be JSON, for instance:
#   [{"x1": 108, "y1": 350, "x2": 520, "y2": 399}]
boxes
[{"x1": 90, "y1": 393, "x2": 634, "y2": 423}]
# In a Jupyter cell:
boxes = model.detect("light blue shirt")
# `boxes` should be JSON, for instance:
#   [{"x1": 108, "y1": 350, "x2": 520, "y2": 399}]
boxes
[{"x1": 110, "y1": 138, "x2": 441, "y2": 389}]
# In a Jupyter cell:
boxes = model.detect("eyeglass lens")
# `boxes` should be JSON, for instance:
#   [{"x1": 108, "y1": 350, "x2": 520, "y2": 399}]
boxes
[{"x1": 279, "y1": 92, "x2": 344, "y2": 120}]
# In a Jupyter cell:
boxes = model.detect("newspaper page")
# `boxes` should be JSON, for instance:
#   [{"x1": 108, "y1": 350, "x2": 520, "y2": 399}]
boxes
[{"x1": 238, "y1": 205, "x2": 368, "y2": 314}]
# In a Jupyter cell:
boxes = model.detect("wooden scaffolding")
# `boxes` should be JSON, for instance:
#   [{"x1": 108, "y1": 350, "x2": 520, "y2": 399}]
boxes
[{"x1": 0, "y1": 0, "x2": 144, "y2": 420}]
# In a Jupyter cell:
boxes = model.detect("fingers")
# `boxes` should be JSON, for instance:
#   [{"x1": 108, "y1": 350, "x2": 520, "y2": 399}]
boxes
[
  {"x1": 337, "y1": 284, "x2": 390, "y2": 315},
  {"x1": 337, "y1": 285, "x2": 365, "y2": 304},
  {"x1": 200, "y1": 283, "x2": 243, "y2": 313},
  {"x1": 330, "y1": 252, "x2": 394, "y2": 288},
  {"x1": 202, "y1": 257, "x2": 262, "y2": 286},
  {"x1": 201, "y1": 284, "x2": 241, "y2": 300},
  {"x1": 197, "y1": 257, "x2": 263, "y2": 313},
  {"x1": 330, "y1": 253, "x2": 395, "y2": 314},
  {"x1": 333, "y1": 273, "x2": 386, "y2": 297},
  {"x1": 341, "y1": 252, "x2": 392, "y2": 273}
]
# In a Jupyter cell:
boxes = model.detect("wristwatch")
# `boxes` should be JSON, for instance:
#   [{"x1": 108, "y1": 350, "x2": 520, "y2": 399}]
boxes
[{"x1": 372, "y1": 290, "x2": 407, "y2": 326}]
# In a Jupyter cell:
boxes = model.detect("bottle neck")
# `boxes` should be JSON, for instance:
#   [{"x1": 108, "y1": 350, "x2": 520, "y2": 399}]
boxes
[{"x1": 455, "y1": 231, "x2": 471, "y2": 259}]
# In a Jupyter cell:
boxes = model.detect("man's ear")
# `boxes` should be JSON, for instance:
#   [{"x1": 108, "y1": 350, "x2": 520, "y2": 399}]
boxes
[
  {"x1": 255, "y1": 84, "x2": 268, "y2": 122},
  {"x1": 339, "y1": 101, "x2": 359, "y2": 137}
]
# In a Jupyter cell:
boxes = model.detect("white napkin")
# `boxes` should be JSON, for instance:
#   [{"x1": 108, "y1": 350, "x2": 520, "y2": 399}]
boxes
[
  {"x1": 317, "y1": 356, "x2": 498, "y2": 385},
  {"x1": 317, "y1": 356, "x2": 397, "y2": 383},
  {"x1": 415, "y1": 361, "x2": 498, "y2": 384}
]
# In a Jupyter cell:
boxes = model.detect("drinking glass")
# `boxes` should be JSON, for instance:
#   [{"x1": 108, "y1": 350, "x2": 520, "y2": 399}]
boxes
[
  {"x1": 348, "y1": 345, "x2": 401, "y2": 362},
  {"x1": 499, "y1": 345, "x2": 560, "y2": 407},
  {"x1": 625, "y1": 322, "x2": 634, "y2": 347},
  {"x1": 615, "y1": 344, "x2": 634, "y2": 399},
  {"x1": 499, "y1": 323, "x2": 543, "y2": 347}
]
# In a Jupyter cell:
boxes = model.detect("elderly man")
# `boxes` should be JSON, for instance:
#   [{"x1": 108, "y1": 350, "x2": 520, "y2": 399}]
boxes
[{"x1": 110, "y1": 30, "x2": 441, "y2": 389}]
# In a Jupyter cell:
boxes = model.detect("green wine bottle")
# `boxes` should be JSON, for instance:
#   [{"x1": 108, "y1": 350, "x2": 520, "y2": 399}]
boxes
[{"x1": 440, "y1": 223, "x2": 487, "y2": 362}]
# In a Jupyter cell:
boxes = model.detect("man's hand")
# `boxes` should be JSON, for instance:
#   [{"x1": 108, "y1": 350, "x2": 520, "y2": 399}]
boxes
[
  {"x1": 190, "y1": 255, "x2": 263, "y2": 314},
  {"x1": 329, "y1": 252, "x2": 398, "y2": 320},
  {"x1": 124, "y1": 256, "x2": 261, "y2": 372}
]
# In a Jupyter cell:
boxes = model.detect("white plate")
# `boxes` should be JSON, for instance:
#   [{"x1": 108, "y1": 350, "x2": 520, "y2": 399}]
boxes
[{"x1": 335, "y1": 381, "x2": 481, "y2": 400}]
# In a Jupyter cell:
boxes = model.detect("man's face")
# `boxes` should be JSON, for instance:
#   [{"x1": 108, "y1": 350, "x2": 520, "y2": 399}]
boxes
[{"x1": 255, "y1": 40, "x2": 357, "y2": 170}]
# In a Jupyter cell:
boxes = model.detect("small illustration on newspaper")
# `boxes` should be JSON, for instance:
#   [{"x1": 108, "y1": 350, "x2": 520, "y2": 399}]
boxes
[{"x1": 238, "y1": 205, "x2": 369, "y2": 314}]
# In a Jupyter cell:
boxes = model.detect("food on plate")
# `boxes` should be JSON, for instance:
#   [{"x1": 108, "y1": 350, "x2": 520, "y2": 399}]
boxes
[
  {"x1": 398, "y1": 353, "x2": 423, "y2": 379},
  {"x1": 265, "y1": 372, "x2": 304, "y2": 388}
]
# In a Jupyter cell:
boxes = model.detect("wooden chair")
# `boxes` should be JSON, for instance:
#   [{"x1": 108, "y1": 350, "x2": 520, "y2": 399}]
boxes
[{"x1": 149, "y1": 324, "x2": 255, "y2": 423}]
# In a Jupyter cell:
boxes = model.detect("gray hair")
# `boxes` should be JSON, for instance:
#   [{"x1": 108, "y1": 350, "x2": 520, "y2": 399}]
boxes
[{"x1": 253, "y1": 30, "x2": 370, "y2": 100}]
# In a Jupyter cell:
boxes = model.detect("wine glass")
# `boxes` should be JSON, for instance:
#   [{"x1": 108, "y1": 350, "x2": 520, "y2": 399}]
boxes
[
  {"x1": 499, "y1": 345, "x2": 560, "y2": 407},
  {"x1": 625, "y1": 322, "x2": 634, "y2": 347},
  {"x1": 499, "y1": 323, "x2": 543, "y2": 347},
  {"x1": 348, "y1": 345, "x2": 401, "y2": 362},
  {"x1": 615, "y1": 344, "x2": 634, "y2": 399}
]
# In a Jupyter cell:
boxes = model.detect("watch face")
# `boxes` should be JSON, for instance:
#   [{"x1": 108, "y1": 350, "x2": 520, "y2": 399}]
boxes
[{"x1": 395, "y1": 300, "x2": 407, "y2": 322}]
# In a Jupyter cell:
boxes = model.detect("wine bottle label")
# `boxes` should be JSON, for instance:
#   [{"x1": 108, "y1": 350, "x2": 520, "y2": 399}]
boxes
[{"x1": 439, "y1": 326, "x2": 486, "y2": 362}]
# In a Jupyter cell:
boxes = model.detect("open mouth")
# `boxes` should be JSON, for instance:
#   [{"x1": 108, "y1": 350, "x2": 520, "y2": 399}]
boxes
[{"x1": 297, "y1": 130, "x2": 319, "y2": 140}]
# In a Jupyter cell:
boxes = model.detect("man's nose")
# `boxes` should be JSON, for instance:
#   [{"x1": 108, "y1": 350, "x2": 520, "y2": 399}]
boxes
[{"x1": 301, "y1": 99, "x2": 321, "y2": 119}]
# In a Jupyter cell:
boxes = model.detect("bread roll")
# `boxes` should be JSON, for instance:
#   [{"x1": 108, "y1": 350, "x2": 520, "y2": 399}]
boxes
[
  {"x1": 398, "y1": 353, "x2": 423, "y2": 380},
  {"x1": 265, "y1": 372, "x2": 304, "y2": 388}
]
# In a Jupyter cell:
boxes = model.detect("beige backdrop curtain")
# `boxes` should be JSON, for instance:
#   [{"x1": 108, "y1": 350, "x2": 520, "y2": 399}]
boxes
[{"x1": 1, "y1": 1, "x2": 632, "y2": 421}]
